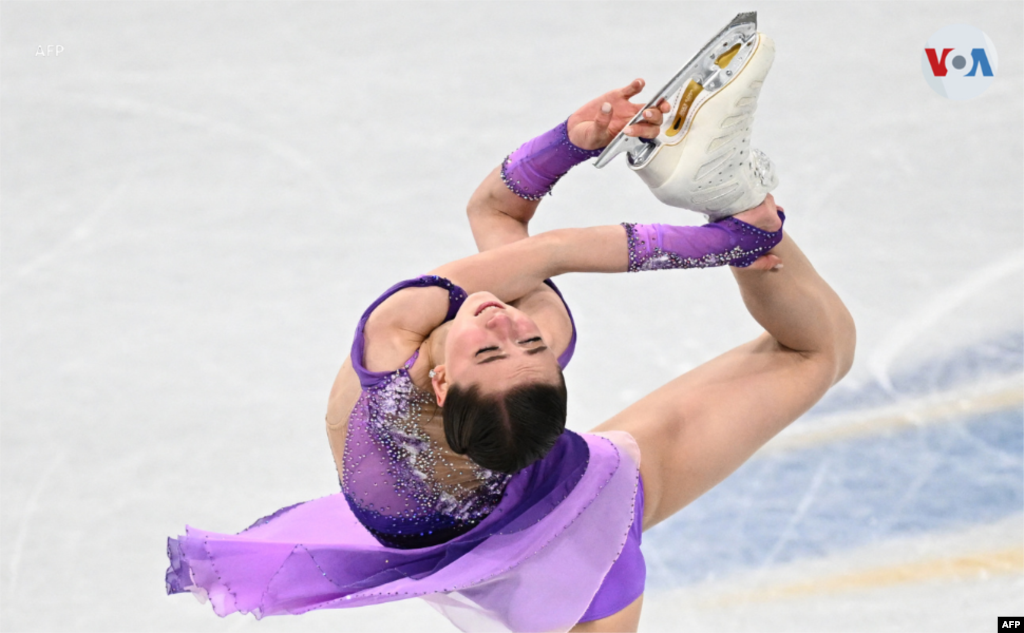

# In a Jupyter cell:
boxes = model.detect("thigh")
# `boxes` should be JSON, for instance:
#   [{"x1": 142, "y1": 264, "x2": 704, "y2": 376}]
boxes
[
  {"x1": 570, "y1": 595, "x2": 643, "y2": 633},
  {"x1": 591, "y1": 333, "x2": 836, "y2": 530}
]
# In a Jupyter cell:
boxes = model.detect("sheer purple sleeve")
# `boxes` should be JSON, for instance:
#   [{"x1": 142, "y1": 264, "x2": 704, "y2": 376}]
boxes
[
  {"x1": 501, "y1": 120, "x2": 603, "y2": 200},
  {"x1": 623, "y1": 211, "x2": 785, "y2": 271}
]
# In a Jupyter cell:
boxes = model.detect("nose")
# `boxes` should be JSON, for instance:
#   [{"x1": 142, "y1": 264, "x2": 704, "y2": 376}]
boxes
[{"x1": 484, "y1": 310, "x2": 515, "y2": 335}]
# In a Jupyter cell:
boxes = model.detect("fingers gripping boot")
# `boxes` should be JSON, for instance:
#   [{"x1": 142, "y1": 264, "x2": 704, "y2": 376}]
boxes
[{"x1": 634, "y1": 33, "x2": 778, "y2": 220}]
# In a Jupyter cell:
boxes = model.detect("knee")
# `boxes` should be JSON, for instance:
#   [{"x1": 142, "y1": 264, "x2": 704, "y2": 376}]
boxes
[{"x1": 830, "y1": 308, "x2": 857, "y2": 384}]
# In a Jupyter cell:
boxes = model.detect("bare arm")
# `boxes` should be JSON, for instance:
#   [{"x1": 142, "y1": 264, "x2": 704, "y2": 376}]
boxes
[
  {"x1": 327, "y1": 83, "x2": 668, "y2": 454},
  {"x1": 431, "y1": 224, "x2": 628, "y2": 299},
  {"x1": 369, "y1": 79, "x2": 673, "y2": 346},
  {"x1": 466, "y1": 166, "x2": 540, "y2": 252},
  {"x1": 467, "y1": 79, "x2": 669, "y2": 252},
  {"x1": 386, "y1": 207, "x2": 785, "y2": 341}
]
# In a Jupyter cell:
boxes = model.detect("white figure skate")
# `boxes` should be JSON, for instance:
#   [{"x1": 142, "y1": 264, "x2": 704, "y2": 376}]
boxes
[{"x1": 595, "y1": 12, "x2": 778, "y2": 220}]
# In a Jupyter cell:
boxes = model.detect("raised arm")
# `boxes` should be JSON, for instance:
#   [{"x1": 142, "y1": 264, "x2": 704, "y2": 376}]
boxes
[
  {"x1": 359, "y1": 210, "x2": 784, "y2": 367},
  {"x1": 364, "y1": 81, "x2": 675, "y2": 350},
  {"x1": 432, "y1": 207, "x2": 785, "y2": 303},
  {"x1": 350, "y1": 82, "x2": 672, "y2": 377},
  {"x1": 467, "y1": 79, "x2": 670, "y2": 252},
  {"x1": 362, "y1": 191, "x2": 786, "y2": 375}
]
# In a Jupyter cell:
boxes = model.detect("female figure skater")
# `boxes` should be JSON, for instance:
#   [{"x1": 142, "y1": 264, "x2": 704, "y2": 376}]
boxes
[{"x1": 166, "y1": 31, "x2": 855, "y2": 632}]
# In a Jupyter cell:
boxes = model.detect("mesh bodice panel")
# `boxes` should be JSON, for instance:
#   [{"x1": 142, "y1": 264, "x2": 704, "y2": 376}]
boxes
[
  {"x1": 342, "y1": 367, "x2": 511, "y2": 549},
  {"x1": 340, "y1": 275, "x2": 576, "y2": 549}
]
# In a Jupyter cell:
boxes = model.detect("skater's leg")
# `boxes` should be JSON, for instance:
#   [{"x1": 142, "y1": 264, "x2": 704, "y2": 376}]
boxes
[
  {"x1": 570, "y1": 595, "x2": 644, "y2": 633},
  {"x1": 591, "y1": 195, "x2": 855, "y2": 529}
]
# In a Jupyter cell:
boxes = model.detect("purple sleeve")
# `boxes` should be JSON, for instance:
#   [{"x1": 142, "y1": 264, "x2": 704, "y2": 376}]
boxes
[
  {"x1": 501, "y1": 120, "x2": 603, "y2": 200},
  {"x1": 623, "y1": 211, "x2": 785, "y2": 271}
]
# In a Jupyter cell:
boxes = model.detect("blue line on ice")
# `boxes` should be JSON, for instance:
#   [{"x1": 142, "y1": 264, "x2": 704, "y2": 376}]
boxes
[
  {"x1": 815, "y1": 331, "x2": 1023, "y2": 414},
  {"x1": 644, "y1": 332, "x2": 1024, "y2": 590}
]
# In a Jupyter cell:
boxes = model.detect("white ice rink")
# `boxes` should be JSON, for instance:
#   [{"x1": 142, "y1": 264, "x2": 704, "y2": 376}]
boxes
[{"x1": 2, "y1": 2, "x2": 1022, "y2": 631}]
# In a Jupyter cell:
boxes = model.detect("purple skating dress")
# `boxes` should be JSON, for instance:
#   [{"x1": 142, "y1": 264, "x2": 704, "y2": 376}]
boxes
[{"x1": 166, "y1": 275, "x2": 644, "y2": 632}]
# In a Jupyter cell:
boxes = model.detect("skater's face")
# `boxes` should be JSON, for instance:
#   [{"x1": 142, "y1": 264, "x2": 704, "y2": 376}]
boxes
[{"x1": 434, "y1": 292, "x2": 560, "y2": 402}]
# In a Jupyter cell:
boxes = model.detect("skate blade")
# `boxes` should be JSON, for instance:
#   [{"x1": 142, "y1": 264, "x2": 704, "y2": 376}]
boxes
[{"x1": 594, "y1": 12, "x2": 759, "y2": 170}]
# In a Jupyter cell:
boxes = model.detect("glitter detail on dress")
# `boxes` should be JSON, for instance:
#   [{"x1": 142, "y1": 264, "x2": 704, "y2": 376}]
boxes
[
  {"x1": 501, "y1": 119, "x2": 603, "y2": 201},
  {"x1": 343, "y1": 369, "x2": 512, "y2": 549},
  {"x1": 340, "y1": 275, "x2": 578, "y2": 550},
  {"x1": 164, "y1": 280, "x2": 640, "y2": 630},
  {"x1": 622, "y1": 210, "x2": 785, "y2": 272},
  {"x1": 339, "y1": 275, "x2": 512, "y2": 549},
  {"x1": 164, "y1": 429, "x2": 640, "y2": 631}
]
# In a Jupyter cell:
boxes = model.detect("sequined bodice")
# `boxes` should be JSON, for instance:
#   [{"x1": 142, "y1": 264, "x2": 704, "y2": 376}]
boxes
[
  {"x1": 341, "y1": 275, "x2": 577, "y2": 550},
  {"x1": 343, "y1": 365, "x2": 511, "y2": 548}
]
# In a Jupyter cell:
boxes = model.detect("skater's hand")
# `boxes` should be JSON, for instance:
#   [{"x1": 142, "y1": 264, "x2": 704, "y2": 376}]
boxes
[{"x1": 567, "y1": 79, "x2": 671, "y2": 150}]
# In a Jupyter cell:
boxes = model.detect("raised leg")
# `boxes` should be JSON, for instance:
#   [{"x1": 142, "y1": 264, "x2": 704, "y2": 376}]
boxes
[{"x1": 591, "y1": 195, "x2": 855, "y2": 530}]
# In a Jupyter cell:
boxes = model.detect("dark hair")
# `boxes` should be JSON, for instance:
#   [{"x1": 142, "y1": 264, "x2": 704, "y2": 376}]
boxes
[{"x1": 443, "y1": 371, "x2": 568, "y2": 475}]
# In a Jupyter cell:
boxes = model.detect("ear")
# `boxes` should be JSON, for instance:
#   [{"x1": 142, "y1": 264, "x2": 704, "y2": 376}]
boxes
[{"x1": 431, "y1": 365, "x2": 449, "y2": 407}]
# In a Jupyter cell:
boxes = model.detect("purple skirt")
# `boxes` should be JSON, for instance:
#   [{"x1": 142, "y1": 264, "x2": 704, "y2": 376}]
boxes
[{"x1": 166, "y1": 431, "x2": 642, "y2": 632}]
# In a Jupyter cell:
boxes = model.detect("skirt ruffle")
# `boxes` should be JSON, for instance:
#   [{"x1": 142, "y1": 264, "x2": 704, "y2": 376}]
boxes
[{"x1": 166, "y1": 431, "x2": 641, "y2": 633}]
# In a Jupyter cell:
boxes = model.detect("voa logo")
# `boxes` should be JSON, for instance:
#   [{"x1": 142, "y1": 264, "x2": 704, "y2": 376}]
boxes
[{"x1": 922, "y1": 24, "x2": 998, "y2": 100}]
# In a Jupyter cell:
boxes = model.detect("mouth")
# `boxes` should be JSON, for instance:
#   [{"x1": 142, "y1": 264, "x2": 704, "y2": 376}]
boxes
[{"x1": 474, "y1": 301, "x2": 505, "y2": 317}]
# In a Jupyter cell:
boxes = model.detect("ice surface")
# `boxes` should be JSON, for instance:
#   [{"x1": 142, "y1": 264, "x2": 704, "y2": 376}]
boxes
[{"x1": 2, "y1": 2, "x2": 1021, "y2": 631}]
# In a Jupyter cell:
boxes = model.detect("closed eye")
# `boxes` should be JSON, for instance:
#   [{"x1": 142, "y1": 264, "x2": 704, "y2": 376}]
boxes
[
  {"x1": 475, "y1": 345, "x2": 499, "y2": 357},
  {"x1": 477, "y1": 354, "x2": 509, "y2": 365},
  {"x1": 520, "y1": 337, "x2": 547, "y2": 355}
]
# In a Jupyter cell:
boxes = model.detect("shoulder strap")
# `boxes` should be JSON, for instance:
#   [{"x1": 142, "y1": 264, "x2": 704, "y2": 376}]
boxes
[
  {"x1": 351, "y1": 276, "x2": 468, "y2": 387},
  {"x1": 543, "y1": 279, "x2": 577, "y2": 369}
]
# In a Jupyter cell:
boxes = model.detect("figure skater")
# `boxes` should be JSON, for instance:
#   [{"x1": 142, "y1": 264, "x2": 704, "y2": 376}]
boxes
[{"x1": 166, "y1": 28, "x2": 855, "y2": 633}]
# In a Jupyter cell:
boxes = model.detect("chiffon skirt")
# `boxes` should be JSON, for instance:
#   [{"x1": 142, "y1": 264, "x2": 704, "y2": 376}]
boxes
[{"x1": 166, "y1": 430, "x2": 641, "y2": 633}]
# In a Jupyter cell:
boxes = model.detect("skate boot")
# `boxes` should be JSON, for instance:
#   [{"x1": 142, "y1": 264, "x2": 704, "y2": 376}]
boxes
[{"x1": 595, "y1": 13, "x2": 779, "y2": 221}]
